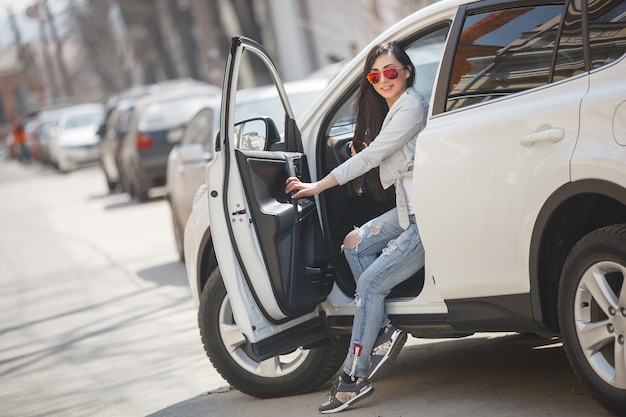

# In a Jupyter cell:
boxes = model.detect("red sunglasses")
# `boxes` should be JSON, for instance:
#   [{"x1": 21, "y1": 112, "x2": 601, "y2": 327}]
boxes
[{"x1": 367, "y1": 66, "x2": 405, "y2": 84}]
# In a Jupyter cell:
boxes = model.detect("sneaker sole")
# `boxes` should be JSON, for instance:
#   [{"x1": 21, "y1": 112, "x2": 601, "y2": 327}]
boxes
[
  {"x1": 319, "y1": 384, "x2": 374, "y2": 414},
  {"x1": 367, "y1": 330, "x2": 407, "y2": 380}
]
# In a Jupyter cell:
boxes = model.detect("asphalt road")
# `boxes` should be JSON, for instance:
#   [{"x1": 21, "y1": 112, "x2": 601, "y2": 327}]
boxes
[{"x1": 0, "y1": 158, "x2": 613, "y2": 417}]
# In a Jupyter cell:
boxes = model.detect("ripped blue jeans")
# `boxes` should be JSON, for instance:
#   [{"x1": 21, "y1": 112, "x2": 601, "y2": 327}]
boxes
[{"x1": 341, "y1": 207, "x2": 425, "y2": 378}]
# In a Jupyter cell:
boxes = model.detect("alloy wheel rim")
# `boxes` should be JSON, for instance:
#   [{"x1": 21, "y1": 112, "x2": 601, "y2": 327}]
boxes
[
  {"x1": 217, "y1": 293, "x2": 309, "y2": 377},
  {"x1": 574, "y1": 260, "x2": 626, "y2": 388}
]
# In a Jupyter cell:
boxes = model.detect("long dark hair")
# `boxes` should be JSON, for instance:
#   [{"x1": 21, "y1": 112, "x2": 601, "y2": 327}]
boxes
[{"x1": 352, "y1": 41, "x2": 415, "y2": 201}]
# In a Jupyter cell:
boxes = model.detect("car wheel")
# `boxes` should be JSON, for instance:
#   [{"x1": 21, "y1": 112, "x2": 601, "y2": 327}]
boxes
[
  {"x1": 198, "y1": 268, "x2": 349, "y2": 398},
  {"x1": 57, "y1": 158, "x2": 70, "y2": 174},
  {"x1": 106, "y1": 179, "x2": 117, "y2": 192},
  {"x1": 131, "y1": 174, "x2": 148, "y2": 202},
  {"x1": 120, "y1": 169, "x2": 131, "y2": 194},
  {"x1": 100, "y1": 162, "x2": 117, "y2": 192},
  {"x1": 559, "y1": 224, "x2": 626, "y2": 416},
  {"x1": 103, "y1": 169, "x2": 117, "y2": 192}
]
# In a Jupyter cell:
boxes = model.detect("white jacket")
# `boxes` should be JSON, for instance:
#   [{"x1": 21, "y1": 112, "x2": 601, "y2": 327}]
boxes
[{"x1": 331, "y1": 86, "x2": 428, "y2": 228}]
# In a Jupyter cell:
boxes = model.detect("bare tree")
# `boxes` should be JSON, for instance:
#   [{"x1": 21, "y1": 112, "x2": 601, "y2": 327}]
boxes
[
  {"x1": 117, "y1": 0, "x2": 179, "y2": 83},
  {"x1": 167, "y1": 0, "x2": 199, "y2": 80},
  {"x1": 68, "y1": 0, "x2": 127, "y2": 97}
]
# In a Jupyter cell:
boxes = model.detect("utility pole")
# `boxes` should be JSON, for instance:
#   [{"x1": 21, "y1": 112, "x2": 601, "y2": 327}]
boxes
[
  {"x1": 40, "y1": 0, "x2": 74, "y2": 99},
  {"x1": 33, "y1": 2, "x2": 61, "y2": 102},
  {"x1": 8, "y1": 7, "x2": 22, "y2": 48},
  {"x1": 7, "y1": 7, "x2": 28, "y2": 115}
]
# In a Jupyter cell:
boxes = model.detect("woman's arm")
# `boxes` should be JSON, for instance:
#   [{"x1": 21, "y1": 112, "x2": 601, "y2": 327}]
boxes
[{"x1": 285, "y1": 173, "x2": 339, "y2": 199}]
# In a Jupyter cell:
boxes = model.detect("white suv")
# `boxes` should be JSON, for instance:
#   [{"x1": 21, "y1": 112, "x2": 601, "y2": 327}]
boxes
[{"x1": 184, "y1": 0, "x2": 626, "y2": 414}]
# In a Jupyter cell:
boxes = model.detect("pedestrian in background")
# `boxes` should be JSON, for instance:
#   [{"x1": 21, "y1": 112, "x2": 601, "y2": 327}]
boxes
[{"x1": 12, "y1": 117, "x2": 30, "y2": 164}]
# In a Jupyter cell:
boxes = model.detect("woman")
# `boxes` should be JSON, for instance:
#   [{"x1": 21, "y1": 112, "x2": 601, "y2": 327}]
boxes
[{"x1": 285, "y1": 41, "x2": 428, "y2": 414}]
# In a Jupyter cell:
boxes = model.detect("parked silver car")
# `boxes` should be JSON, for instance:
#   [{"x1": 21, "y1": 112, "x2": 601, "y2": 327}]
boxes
[
  {"x1": 48, "y1": 103, "x2": 105, "y2": 173},
  {"x1": 31, "y1": 107, "x2": 67, "y2": 165}
]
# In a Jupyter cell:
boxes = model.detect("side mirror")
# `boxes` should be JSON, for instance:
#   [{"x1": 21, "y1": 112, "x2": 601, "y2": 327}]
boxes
[{"x1": 234, "y1": 117, "x2": 281, "y2": 151}]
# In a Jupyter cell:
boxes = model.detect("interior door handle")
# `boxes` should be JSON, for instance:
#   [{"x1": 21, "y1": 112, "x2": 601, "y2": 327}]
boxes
[{"x1": 519, "y1": 128, "x2": 564, "y2": 147}]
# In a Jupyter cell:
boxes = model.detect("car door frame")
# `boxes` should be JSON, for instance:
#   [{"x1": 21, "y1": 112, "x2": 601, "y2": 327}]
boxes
[{"x1": 207, "y1": 36, "x2": 332, "y2": 358}]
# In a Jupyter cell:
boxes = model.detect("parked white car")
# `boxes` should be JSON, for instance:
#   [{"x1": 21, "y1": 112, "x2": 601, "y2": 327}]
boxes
[
  {"x1": 184, "y1": 0, "x2": 626, "y2": 415},
  {"x1": 48, "y1": 103, "x2": 105, "y2": 173}
]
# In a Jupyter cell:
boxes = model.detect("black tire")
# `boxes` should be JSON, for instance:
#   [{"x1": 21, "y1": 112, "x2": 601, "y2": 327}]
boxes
[
  {"x1": 103, "y1": 168, "x2": 118, "y2": 192},
  {"x1": 119, "y1": 167, "x2": 131, "y2": 194},
  {"x1": 559, "y1": 224, "x2": 626, "y2": 416},
  {"x1": 198, "y1": 268, "x2": 349, "y2": 398},
  {"x1": 131, "y1": 173, "x2": 149, "y2": 202},
  {"x1": 104, "y1": 173, "x2": 117, "y2": 193}
]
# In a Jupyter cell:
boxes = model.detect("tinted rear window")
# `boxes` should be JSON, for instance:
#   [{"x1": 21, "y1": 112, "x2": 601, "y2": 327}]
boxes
[{"x1": 139, "y1": 96, "x2": 211, "y2": 131}]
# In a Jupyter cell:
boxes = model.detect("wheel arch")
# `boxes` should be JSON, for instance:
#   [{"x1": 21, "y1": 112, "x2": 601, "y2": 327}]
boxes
[
  {"x1": 530, "y1": 179, "x2": 626, "y2": 333},
  {"x1": 195, "y1": 225, "x2": 218, "y2": 299}
]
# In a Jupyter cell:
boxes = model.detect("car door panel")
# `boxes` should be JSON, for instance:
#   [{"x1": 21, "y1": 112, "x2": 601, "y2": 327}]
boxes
[
  {"x1": 415, "y1": 0, "x2": 588, "y2": 300},
  {"x1": 235, "y1": 149, "x2": 332, "y2": 317},
  {"x1": 207, "y1": 36, "x2": 332, "y2": 347}
]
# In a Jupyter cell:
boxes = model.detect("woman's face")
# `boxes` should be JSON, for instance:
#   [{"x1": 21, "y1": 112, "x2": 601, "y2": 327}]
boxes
[{"x1": 369, "y1": 52, "x2": 410, "y2": 107}]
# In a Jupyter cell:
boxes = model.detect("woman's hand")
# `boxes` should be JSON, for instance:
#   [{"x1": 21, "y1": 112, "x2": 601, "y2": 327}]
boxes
[
  {"x1": 286, "y1": 174, "x2": 338, "y2": 199},
  {"x1": 348, "y1": 140, "x2": 367, "y2": 156},
  {"x1": 285, "y1": 177, "x2": 319, "y2": 199}
]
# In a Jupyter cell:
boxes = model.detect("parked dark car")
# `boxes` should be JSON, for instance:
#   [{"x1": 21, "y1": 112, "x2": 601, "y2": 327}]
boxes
[
  {"x1": 119, "y1": 86, "x2": 220, "y2": 201},
  {"x1": 98, "y1": 79, "x2": 216, "y2": 192},
  {"x1": 98, "y1": 96, "x2": 146, "y2": 192}
]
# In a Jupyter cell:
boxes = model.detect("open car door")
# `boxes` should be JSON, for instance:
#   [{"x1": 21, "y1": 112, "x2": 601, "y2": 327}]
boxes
[{"x1": 207, "y1": 36, "x2": 332, "y2": 359}]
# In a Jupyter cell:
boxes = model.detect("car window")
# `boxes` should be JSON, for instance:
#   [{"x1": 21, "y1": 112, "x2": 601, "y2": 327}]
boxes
[
  {"x1": 553, "y1": 0, "x2": 585, "y2": 82},
  {"x1": 232, "y1": 83, "x2": 325, "y2": 150},
  {"x1": 112, "y1": 107, "x2": 134, "y2": 133},
  {"x1": 328, "y1": 24, "x2": 450, "y2": 138},
  {"x1": 406, "y1": 25, "x2": 450, "y2": 104},
  {"x1": 139, "y1": 95, "x2": 210, "y2": 131},
  {"x1": 63, "y1": 112, "x2": 104, "y2": 130},
  {"x1": 446, "y1": 4, "x2": 564, "y2": 111},
  {"x1": 588, "y1": 0, "x2": 626, "y2": 70},
  {"x1": 181, "y1": 108, "x2": 214, "y2": 152}
]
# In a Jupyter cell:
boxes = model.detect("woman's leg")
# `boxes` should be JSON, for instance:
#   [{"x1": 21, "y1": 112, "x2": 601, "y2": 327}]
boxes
[
  {"x1": 342, "y1": 221, "x2": 425, "y2": 378},
  {"x1": 342, "y1": 208, "x2": 403, "y2": 280},
  {"x1": 342, "y1": 208, "x2": 403, "y2": 328}
]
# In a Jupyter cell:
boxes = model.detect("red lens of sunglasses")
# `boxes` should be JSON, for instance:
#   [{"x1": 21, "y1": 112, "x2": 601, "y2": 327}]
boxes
[{"x1": 367, "y1": 67, "x2": 402, "y2": 84}]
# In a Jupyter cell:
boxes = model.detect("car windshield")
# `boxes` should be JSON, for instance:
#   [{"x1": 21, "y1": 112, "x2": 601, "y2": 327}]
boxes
[
  {"x1": 63, "y1": 113, "x2": 104, "y2": 129},
  {"x1": 139, "y1": 95, "x2": 211, "y2": 131}
]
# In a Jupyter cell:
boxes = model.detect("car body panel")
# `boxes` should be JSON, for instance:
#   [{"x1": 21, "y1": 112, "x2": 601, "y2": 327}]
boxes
[{"x1": 414, "y1": 74, "x2": 588, "y2": 300}]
